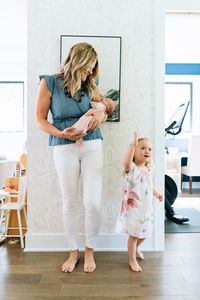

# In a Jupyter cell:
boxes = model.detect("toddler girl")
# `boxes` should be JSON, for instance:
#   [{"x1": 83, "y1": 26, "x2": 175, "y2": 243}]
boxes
[{"x1": 115, "y1": 132, "x2": 163, "y2": 272}]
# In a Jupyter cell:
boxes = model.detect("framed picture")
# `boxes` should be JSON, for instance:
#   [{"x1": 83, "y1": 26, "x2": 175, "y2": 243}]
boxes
[{"x1": 60, "y1": 35, "x2": 121, "y2": 122}]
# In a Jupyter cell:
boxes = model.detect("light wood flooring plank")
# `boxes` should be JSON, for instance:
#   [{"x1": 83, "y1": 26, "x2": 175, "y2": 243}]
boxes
[
  {"x1": 60, "y1": 282, "x2": 200, "y2": 297},
  {"x1": 0, "y1": 283, "x2": 61, "y2": 298},
  {"x1": 0, "y1": 296, "x2": 185, "y2": 300}
]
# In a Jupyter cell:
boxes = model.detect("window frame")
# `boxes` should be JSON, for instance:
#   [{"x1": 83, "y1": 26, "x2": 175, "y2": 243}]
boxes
[{"x1": 0, "y1": 81, "x2": 24, "y2": 133}]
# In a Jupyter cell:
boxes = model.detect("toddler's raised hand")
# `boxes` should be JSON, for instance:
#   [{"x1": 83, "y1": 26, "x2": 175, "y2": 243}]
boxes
[{"x1": 132, "y1": 132, "x2": 138, "y2": 148}]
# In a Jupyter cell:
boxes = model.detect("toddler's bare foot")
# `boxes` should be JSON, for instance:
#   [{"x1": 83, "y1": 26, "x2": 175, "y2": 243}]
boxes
[
  {"x1": 129, "y1": 259, "x2": 142, "y2": 272},
  {"x1": 136, "y1": 249, "x2": 144, "y2": 260},
  {"x1": 62, "y1": 250, "x2": 79, "y2": 273},
  {"x1": 84, "y1": 247, "x2": 96, "y2": 273}
]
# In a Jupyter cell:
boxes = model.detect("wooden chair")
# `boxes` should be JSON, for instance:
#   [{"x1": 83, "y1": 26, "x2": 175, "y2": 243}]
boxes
[
  {"x1": 181, "y1": 135, "x2": 200, "y2": 194},
  {"x1": 0, "y1": 168, "x2": 27, "y2": 248}
]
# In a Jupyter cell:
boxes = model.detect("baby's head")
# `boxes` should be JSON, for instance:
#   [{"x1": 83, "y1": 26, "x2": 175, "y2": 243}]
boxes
[
  {"x1": 101, "y1": 98, "x2": 115, "y2": 114},
  {"x1": 134, "y1": 137, "x2": 152, "y2": 168}
]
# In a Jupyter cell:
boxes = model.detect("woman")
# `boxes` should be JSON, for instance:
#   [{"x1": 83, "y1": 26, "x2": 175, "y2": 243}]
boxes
[{"x1": 35, "y1": 42, "x2": 113, "y2": 273}]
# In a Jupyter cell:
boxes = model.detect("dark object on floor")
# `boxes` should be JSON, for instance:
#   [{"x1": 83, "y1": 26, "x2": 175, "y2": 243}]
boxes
[
  {"x1": 164, "y1": 102, "x2": 190, "y2": 224},
  {"x1": 165, "y1": 175, "x2": 190, "y2": 224},
  {"x1": 165, "y1": 213, "x2": 189, "y2": 224},
  {"x1": 165, "y1": 174, "x2": 178, "y2": 205},
  {"x1": 165, "y1": 208, "x2": 200, "y2": 233}
]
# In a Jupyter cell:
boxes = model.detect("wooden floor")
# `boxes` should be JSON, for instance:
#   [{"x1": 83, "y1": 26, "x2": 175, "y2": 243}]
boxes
[
  {"x1": 0, "y1": 234, "x2": 200, "y2": 299},
  {"x1": 178, "y1": 189, "x2": 200, "y2": 198}
]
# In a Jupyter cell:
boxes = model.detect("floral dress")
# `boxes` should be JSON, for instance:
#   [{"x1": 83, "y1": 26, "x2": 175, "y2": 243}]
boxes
[{"x1": 115, "y1": 162, "x2": 153, "y2": 238}]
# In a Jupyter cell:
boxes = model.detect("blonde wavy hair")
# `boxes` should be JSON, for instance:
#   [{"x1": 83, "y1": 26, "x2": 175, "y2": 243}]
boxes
[
  {"x1": 133, "y1": 137, "x2": 153, "y2": 170},
  {"x1": 56, "y1": 42, "x2": 99, "y2": 98}
]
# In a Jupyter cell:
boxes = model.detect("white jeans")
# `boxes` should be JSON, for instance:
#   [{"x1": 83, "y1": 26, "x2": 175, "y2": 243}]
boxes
[{"x1": 53, "y1": 139, "x2": 103, "y2": 250}]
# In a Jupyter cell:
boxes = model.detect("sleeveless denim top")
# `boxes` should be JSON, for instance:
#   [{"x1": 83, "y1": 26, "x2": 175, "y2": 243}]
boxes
[{"x1": 39, "y1": 75, "x2": 103, "y2": 146}]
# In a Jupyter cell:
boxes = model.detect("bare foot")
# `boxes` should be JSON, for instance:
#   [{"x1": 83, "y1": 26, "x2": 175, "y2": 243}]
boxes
[
  {"x1": 129, "y1": 259, "x2": 142, "y2": 272},
  {"x1": 136, "y1": 249, "x2": 144, "y2": 260},
  {"x1": 62, "y1": 250, "x2": 79, "y2": 273},
  {"x1": 84, "y1": 247, "x2": 96, "y2": 273}
]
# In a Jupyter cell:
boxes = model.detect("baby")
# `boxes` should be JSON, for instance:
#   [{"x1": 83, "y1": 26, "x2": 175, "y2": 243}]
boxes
[{"x1": 72, "y1": 98, "x2": 115, "y2": 146}]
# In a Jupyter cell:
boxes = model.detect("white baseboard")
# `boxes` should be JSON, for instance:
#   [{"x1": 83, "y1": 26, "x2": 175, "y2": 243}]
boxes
[{"x1": 24, "y1": 233, "x2": 156, "y2": 252}]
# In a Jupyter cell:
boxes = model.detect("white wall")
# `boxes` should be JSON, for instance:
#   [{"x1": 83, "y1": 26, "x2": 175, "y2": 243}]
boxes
[
  {"x1": 0, "y1": 0, "x2": 27, "y2": 160},
  {"x1": 165, "y1": 0, "x2": 200, "y2": 12},
  {"x1": 166, "y1": 14, "x2": 200, "y2": 63},
  {"x1": 26, "y1": 0, "x2": 164, "y2": 251}
]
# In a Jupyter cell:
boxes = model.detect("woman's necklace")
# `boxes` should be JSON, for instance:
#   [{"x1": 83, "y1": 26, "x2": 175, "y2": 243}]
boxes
[{"x1": 64, "y1": 85, "x2": 84, "y2": 102}]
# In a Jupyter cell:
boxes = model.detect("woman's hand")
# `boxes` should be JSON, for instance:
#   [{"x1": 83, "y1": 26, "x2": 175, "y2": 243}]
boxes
[
  {"x1": 85, "y1": 110, "x2": 105, "y2": 131},
  {"x1": 61, "y1": 127, "x2": 87, "y2": 141}
]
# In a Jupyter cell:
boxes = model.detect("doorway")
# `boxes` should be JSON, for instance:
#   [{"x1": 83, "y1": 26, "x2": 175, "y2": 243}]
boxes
[{"x1": 165, "y1": 11, "x2": 200, "y2": 233}]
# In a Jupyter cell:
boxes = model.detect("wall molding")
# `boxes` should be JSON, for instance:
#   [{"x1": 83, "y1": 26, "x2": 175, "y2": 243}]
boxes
[
  {"x1": 153, "y1": 0, "x2": 165, "y2": 251},
  {"x1": 24, "y1": 233, "x2": 156, "y2": 252}
]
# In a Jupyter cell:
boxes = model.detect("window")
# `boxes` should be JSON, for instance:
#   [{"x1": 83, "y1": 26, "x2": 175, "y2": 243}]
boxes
[
  {"x1": 0, "y1": 82, "x2": 24, "y2": 132},
  {"x1": 165, "y1": 82, "x2": 192, "y2": 132}
]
